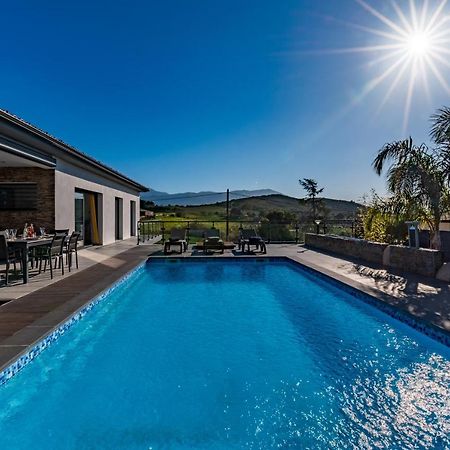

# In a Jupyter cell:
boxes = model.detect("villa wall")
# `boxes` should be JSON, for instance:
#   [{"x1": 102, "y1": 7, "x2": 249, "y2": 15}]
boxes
[
  {"x1": 0, "y1": 167, "x2": 55, "y2": 231},
  {"x1": 305, "y1": 233, "x2": 444, "y2": 278},
  {"x1": 55, "y1": 160, "x2": 140, "y2": 245}
]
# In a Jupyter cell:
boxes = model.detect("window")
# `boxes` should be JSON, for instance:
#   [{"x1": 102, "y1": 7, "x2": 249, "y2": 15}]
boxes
[{"x1": 0, "y1": 183, "x2": 37, "y2": 210}]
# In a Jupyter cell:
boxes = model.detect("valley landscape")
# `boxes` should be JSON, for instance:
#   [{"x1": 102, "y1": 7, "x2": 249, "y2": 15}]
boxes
[{"x1": 141, "y1": 190, "x2": 362, "y2": 221}]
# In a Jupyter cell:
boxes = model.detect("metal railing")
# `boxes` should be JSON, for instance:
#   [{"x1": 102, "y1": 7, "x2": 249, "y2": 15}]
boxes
[{"x1": 137, "y1": 219, "x2": 356, "y2": 245}]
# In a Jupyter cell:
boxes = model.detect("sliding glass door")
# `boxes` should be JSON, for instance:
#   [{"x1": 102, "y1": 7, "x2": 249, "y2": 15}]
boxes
[
  {"x1": 130, "y1": 200, "x2": 136, "y2": 237},
  {"x1": 74, "y1": 192, "x2": 85, "y2": 246},
  {"x1": 115, "y1": 197, "x2": 123, "y2": 240},
  {"x1": 75, "y1": 190, "x2": 101, "y2": 246}
]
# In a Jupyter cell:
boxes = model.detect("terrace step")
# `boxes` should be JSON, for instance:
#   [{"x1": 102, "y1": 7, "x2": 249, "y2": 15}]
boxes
[{"x1": 436, "y1": 262, "x2": 450, "y2": 282}]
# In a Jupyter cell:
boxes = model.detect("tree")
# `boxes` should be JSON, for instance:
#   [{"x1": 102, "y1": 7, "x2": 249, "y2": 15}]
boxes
[
  {"x1": 360, "y1": 190, "x2": 408, "y2": 244},
  {"x1": 260, "y1": 210, "x2": 296, "y2": 241},
  {"x1": 430, "y1": 106, "x2": 450, "y2": 178},
  {"x1": 372, "y1": 137, "x2": 450, "y2": 250},
  {"x1": 299, "y1": 178, "x2": 324, "y2": 221}
]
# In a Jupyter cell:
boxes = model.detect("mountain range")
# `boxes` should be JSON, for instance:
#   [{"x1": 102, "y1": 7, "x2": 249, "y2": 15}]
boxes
[
  {"x1": 178, "y1": 194, "x2": 362, "y2": 220},
  {"x1": 142, "y1": 189, "x2": 281, "y2": 206}
]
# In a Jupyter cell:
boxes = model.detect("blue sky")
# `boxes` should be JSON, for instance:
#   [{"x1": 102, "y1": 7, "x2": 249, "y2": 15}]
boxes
[{"x1": 2, "y1": 0, "x2": 449, "y2": 200}]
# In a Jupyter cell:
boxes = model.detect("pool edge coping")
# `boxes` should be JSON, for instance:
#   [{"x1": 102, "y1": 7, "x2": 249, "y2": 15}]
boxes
[{"x1": 0, "y1": 260, "x2": 147, "y2": 385}]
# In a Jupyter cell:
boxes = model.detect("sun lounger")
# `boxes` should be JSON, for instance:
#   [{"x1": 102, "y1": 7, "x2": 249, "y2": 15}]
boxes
[
  {"x1": 164, "y1": 228, "x2": 188, "y2": 254},
  {"x1": 196, "y1": 229, "x2": 227, "y2": 254},
  {"x1": 239, "y1": 229, "x2": 266, "y2": 254},
  {"x1": 203, "y1": 229, "x2": 224, "y2": 253}
]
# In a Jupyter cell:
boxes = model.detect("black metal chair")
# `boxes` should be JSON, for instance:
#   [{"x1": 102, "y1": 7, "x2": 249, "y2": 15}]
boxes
[
  {"x1": 39, "y1": 233, "x2": 66, "y2": 279},
  {"x1": 64, "y1": 231, "x2": 81, "y2": 271},
  {"x1": 0, "y1": 232, "x2": 22, "y2": 285},
  {"x1": 53, "y1": 229, "x2": 70, "y2": 235},
  {"x1": 239, "y1": 229, "x2": 267, "y2": 254}
]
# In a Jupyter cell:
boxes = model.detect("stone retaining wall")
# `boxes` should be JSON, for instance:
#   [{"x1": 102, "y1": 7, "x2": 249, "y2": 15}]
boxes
[
  {"x1": 305, "y1": 234, "x2": 387, "y2": 264},
  {"x1": 384, "y1": 245, "x2": 444, "y2": 278},
  {"x1": 305, "y1": 233, "x2": 444, "y2": 278}
]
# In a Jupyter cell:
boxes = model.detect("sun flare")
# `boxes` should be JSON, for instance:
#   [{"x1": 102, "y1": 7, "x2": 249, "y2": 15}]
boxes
[
  {"x1": 320, "y1": 0, "x2": 450, "y2": 131},
  {"x1": 406, "y1": 32, "x2": 431, "y2": 57}
]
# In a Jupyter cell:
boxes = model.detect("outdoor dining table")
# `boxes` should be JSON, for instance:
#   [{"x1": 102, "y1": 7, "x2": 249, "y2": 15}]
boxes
[{"x1": 7, "y1": 236, "x2": 53, "y2": 284}]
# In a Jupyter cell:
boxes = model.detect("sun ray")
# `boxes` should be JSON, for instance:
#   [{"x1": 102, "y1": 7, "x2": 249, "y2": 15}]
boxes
[
  {"x1": 365, "y1": 48, "x2": 406, "y2": 68},
  {"x1": 314, "y1": 15, "x2": 408, "y2": 42},
  {"x1": 358, "y1": 53, "x2": 411, "y2": 101},
  {"x1": 300, "y1": 0, "x2": 450, "y2": 130},
  {"x1": 429, "y1": 50, "x2": 450, "y2": 69},
  {"x1": 356, "y1": 0, "x2": 410, "y2": 37},
  {"x1": 418, "y1": 57, "x2": 432, "y2": 105},
  {"x1": 429, "y1": 23, "x2": 450, "y2": 40},
  {"x1": 354, "y1": 0, "x2": 450, "y2": 128},
  {"x1": 409, "y1": 0, "x2": 420, "y2": 31},
  {"x1": 424, "y1": 54, "x2": 450, "y2": 93},
  {"x1": 376, "y1": 57, "x2": 411, "y2": 113},
  {"x1": 402, "y1": 60, "x2": 417, "y2": 133},
  {"x1": 419, "y1": 0, "x2": 429, "y2": 30},
  {"x1": 432, "y1": 45, "x2": 450, "y2": 54},
  {"x1": 392, "y1": 1, "x2": 414, "y2": 33},
  {"x1": 287, "y1": 44, "x2": 405, "y2": 56},
  {"x1": 424, "y1": 0, "x2": 448, "y2": 32}
]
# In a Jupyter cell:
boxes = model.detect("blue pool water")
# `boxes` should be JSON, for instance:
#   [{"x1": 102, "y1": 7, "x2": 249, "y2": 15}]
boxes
[{"x1": 0, "y1": 259, "x2": 449, "y2": 449}]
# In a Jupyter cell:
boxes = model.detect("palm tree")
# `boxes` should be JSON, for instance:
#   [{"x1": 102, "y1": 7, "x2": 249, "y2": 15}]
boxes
[
  {"x1": 430, "y1": 106, "x2": 450, "y2": 177},
  {"x1": 373, "y1": 137, "x2": 449, "y2": 250}
]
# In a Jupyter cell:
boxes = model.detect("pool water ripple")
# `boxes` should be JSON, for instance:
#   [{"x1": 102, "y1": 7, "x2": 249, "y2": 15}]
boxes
[{"x1": 0, "y1": 260, "x2": 448, "y2": 449}]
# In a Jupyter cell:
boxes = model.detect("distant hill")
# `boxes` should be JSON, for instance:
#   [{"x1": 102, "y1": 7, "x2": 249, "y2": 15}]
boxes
[
  {"x1": 142, "y1": 189, "x2": 281, "y2": 206},
  {"x1": 155, "y1": 194, "x2": 362, "y2": 220}
]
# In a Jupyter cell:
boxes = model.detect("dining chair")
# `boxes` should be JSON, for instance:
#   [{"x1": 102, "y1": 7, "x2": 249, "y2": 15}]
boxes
[
  {"x1": 64, "y1": 231, "x2": 81, "y2": 271},
  {"x1": 39, "y1": 233, "x2": 66, "y2": 279},
  {"x1": 54, "y1": 229, "x2": 70, "y2": 235},
  {"x1": 0, "y1": 232, "x2": 22, "y2": 285}
]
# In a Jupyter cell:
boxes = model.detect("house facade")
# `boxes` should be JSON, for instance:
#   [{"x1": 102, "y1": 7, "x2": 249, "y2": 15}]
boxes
[{"x1": 0, "y1": 109, "x2": 148, "y2": 246}]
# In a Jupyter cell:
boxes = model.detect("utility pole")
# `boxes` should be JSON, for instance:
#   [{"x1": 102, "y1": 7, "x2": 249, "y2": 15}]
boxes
[{"x1": 226, "y1": 188, "x2": 230, "y2": 240}]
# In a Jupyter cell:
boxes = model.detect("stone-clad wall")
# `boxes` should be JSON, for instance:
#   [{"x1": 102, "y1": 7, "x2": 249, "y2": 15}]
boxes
[
  {"x1": 0, "y1": 167, "x2": 55, "y2": 231},
  {"x1": 305, "y1": 233, "x2": 388, "y2": 264},
  {"x1": 305, "y1": 233, "x2": 444, "y2": 277},
  {"x1": 385, "y1": 245, "x2": 444, "y2": 278}
]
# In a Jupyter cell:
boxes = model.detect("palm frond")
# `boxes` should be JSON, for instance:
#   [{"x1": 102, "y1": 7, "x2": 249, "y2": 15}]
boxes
[
  {"x1": 430, "y1": 106, "x2": 450, "y2": 145},
  {"x1": 372, "y1": 138, "x2": 413, "y2": 175}
]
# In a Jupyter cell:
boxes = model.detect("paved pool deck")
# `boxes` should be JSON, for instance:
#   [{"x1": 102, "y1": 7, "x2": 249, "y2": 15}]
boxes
[{"x1": 1, "y1": 240, "x2": 449, "y2": 373}]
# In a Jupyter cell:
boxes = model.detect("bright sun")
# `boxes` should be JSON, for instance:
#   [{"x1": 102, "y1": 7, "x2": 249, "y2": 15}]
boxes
[
  {"x1": 406, "y1": 32, "x2": 431, "y2": 57},
  {"x1": 319, "y1": 0, "x2": 450, "y2": 131}
]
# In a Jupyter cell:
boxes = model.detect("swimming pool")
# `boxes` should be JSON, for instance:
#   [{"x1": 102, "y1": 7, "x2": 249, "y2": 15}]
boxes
[{"x1": 0, "y1": 258, "x2": 449, "y2": 449}]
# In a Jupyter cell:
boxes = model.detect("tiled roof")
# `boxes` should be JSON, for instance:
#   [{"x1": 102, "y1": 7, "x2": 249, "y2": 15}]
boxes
[{"x1": 0, "y1": 108, "x2": 149, "y2": 192}]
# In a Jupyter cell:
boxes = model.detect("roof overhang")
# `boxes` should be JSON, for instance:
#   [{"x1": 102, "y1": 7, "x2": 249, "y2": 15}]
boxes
[
  {"x1": 0, "y1": 136, "x2": 56, "y2": 168},
  {"x1": 0, "y1": 109, "x2": 149, "y2": 192}
]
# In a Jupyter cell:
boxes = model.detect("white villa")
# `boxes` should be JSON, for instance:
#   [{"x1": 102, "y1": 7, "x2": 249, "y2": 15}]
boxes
[{"x1": 0, "y1": 109, "x2": 148, "y2": 246}]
